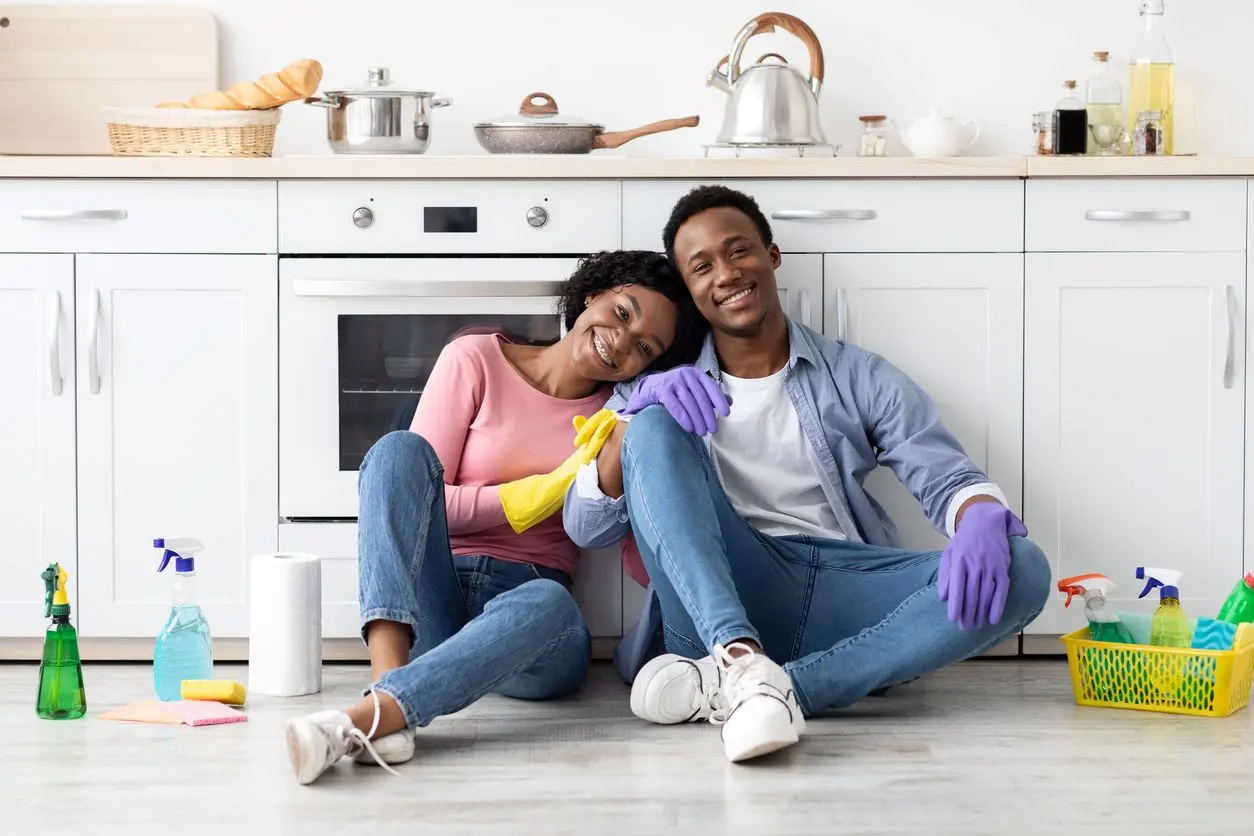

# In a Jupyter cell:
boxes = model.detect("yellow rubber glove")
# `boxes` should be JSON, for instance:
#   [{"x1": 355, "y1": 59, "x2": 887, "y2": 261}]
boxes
[{"x1": 498, "y1": 409, "x2": 619, "y2": 534}]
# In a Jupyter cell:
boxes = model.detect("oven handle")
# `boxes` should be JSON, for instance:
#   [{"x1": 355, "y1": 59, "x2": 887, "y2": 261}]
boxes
[{"x1": 292, "y1": 279, "x2": 565, "y2": 298}]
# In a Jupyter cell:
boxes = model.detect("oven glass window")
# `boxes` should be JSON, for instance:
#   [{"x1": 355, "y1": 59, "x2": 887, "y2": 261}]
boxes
[{"x1": 338, "y1": 314, "x2": 561, "y2": 471}]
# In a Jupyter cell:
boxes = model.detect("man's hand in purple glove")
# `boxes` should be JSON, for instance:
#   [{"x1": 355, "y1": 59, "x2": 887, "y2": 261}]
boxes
[
  {"x1": 937, "y1": 501, "x2": 1029, "y2": 631},
  {"x1": 621, "y1": 366, "x2": 731, "y2": 436}
]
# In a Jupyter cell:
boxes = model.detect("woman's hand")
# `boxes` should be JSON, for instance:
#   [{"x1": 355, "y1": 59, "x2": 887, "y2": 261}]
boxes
[{"x1": 498, "y1": 409, "x2": 619, "y2": 534}]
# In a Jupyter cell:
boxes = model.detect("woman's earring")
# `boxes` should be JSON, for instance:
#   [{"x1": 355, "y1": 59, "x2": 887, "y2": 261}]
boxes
[{"x1": 585, "y1": 296, "x2": 592, "y2": 307}]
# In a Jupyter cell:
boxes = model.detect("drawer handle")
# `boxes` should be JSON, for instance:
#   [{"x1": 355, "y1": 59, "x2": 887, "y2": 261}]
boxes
[
  {"x1": 836, "y1": 288, "x2": 849, "y2": 341},
  {"x1": 799, "y1": 288, "x2": 812, "y2": 329},
  {"x1": 1083, "y1": 209, "x2": 1190, "y2": 222},
  {"x1": 21, "y1": 209, "x2": 128, "y2": 222},
  {"x1": 771, "y1": 209, "x2": 878, "y2": 221}
]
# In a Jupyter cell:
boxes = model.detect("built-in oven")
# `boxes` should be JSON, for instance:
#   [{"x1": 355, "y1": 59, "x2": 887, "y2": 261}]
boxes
[
  {"x1": 279, "y1": 256, "x2": 574, "y2": 519},
  {"x1": 275, "y1": 180, "x2": 628, "y2": 640}
]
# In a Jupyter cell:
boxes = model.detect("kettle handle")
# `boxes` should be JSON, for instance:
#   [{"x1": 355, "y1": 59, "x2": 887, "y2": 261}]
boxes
[{"x1": 727, "y1": 12, "x2": 825, "y2": 93}]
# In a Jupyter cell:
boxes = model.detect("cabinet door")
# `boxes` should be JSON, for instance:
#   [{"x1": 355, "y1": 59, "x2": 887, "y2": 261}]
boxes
[
  {"x1": 777, "y1": 253, "x2": 823, "y2": 332},
  {"x1": 823, "y1": 254, "x2": 1024, "y2": 551},
  {"x1": 0, "y1": 256, "x2": 76, "y2": 636},
  {"x1": 1024, "y1": 253, "x2": 1245, "y2": 634},
  {"x1": 75, "y1": 255, "x2": 278, "y2": 638}
]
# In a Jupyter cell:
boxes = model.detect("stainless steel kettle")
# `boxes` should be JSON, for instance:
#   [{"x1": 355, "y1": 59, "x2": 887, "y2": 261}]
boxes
[{"x1": 707, "y1": 12, "x2": 827, "y2": 146}]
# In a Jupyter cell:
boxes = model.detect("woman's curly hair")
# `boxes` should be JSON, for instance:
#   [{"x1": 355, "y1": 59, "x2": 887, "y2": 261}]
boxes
[{"x1": 556, "y1": 249, "x2": 706, "y2": 370}]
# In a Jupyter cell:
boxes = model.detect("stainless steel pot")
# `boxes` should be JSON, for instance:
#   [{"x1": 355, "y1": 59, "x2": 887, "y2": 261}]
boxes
[
  {"x1": 305, "y1": 67, "x2": 452, "y2": 154},
  {"x1": 474, "y1": 92, "x2": 698, "y2": 154}
]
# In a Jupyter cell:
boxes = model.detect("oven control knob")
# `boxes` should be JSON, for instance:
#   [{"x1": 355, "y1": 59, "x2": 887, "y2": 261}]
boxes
[
  {"x1": 353, "y1": 207, "x2": 374, "y2": 228},
  {"x1": 526, "y1": 206, "x2": 548, "y2": 228}
]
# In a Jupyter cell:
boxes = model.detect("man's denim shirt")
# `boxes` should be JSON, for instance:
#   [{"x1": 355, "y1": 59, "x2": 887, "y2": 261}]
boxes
[{"x1": 562, "y1": 318, "x2": 1003, "y2": 550}]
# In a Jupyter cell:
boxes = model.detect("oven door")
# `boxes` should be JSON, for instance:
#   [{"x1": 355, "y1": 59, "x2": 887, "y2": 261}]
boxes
[{"x1": 280, "y1": 257, "x2": 575, "y2": 519}]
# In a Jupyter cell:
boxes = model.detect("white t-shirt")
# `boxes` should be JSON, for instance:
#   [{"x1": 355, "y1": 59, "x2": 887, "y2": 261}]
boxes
[{"x1": 709, "y1": 367, "x2": 846, "y2": 540}]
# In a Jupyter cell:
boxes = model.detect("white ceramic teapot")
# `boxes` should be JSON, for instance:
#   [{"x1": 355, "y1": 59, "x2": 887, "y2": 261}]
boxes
[{"x1": 896, "y1": 108, "x2": 980, "y2": 157}]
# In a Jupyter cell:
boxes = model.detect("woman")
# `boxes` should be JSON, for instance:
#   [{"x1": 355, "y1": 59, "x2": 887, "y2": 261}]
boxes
[{"x1": 285, "y1": 250, "x2": 701, "y2": 785}]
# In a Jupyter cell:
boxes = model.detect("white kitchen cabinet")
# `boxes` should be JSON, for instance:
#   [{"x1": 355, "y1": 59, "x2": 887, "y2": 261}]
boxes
[
  {"x1": 823, "y1": 254, "x2": 1025, "y2": 551},
  {"x1": 776, "y1": 253, "x2": 824, "y2": 331},
  {"x1": 74, "y1": 255, "x2": 278, "y2": 638},
  {"x1": 1024, "y1": 252, "x2": 1245, "y2": 635},
  {"x1": 0, "y1": 256, "x2": 77, "y2": 636}
]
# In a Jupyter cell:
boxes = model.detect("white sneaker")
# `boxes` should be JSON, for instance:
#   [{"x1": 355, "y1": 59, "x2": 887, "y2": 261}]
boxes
[
  {"x1": 714, "y1": 642, "x2": 806, "y2": 763},
  {"x1": 285, "y1": 692, "x2": 403, "y2": 785},
  {"x1": 353, "y1": 729, "x2": 415, "y2": 766},
  {"x1": 630, "y1": 653, "x2": 726, "y2": 724}
]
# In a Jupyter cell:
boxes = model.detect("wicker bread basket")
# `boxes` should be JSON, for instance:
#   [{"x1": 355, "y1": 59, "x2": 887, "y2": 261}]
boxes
[{"x1": 103, "y1": 106, "x2": 282, "y2": 157}]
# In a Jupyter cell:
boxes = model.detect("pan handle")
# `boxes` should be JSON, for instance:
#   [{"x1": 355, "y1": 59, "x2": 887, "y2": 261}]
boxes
[
  {"x1": 591, "y1": 116, "x2": 700, "y2": 150},
  {"x1": 519, "y1": 92, "x2": 559, "y2": 115}
]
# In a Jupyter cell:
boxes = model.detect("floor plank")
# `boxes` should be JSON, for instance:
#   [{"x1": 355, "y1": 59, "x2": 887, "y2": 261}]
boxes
[{"x1": 4, "y1": 659, "x2": 1252, "y2": 835}]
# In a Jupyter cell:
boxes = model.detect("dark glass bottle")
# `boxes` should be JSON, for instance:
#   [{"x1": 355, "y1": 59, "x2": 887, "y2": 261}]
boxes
[{"x1": 1052, "y1": 80, "x2": 1088, "y2": 155}]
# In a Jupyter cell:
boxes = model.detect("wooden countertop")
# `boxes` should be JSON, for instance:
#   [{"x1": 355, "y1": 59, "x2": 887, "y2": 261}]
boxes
[{"x1": 0, "y1": 153, "x2": 1251, "y2": 179}]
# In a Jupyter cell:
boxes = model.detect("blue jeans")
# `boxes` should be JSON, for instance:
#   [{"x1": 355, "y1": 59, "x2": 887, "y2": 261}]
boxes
[
  {"x1": 357, "y1": 431, "x2": 591, "y2": 729},
  {"x1": 620, "y1": 407, "x2": 1052, "y2": 716}
]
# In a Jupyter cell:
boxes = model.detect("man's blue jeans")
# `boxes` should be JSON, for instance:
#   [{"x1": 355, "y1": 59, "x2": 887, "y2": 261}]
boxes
[
  {"x1": 358, "y1": 431, "x2": 591, "y2": 730},
  {"x1": 620, "y1": 407, "x2": 1052, "y2": 716}
]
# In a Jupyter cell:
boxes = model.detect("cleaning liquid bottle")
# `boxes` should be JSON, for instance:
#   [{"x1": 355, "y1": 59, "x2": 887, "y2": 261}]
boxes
[
  {"x1": 37, "y1": 563, "x2": 87, "y2": 719},
  {"x1": 153, "y1": 537, "x2": 213, "y2": 700},
  {"x1": 1136, "y1": 566, "x2": 1192, "y2": 648},
  {"x1": 1057, "y1": 573, "x2": 1135, "y2": 643},
  {"x1": 1216, "y1": 573, "x2": 1254, "y2": 625}
]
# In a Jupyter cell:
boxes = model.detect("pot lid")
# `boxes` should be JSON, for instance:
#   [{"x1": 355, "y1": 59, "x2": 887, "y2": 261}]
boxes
[
  {"x1": 474, "y1": 92, "x2": 603, "y2": 129},
  {"x1": 324, "y1": 67, "x2": 434, "y2": 97}
]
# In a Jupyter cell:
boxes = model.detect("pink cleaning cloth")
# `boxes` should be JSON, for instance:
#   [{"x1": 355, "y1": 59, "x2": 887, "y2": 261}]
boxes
[{"x1": 162, "y1": 700, "x2": 247, "y2": 726}]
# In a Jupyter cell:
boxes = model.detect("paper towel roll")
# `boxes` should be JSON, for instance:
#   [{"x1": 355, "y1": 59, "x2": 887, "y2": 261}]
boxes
[{"x1": 248, "y1": 552, "x2": 323, "y2": 697}]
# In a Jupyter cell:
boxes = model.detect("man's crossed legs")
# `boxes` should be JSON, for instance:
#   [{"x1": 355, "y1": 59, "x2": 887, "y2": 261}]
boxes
[{"x1": 619, "y1": 406, "x2": 1052, "y2": 761}]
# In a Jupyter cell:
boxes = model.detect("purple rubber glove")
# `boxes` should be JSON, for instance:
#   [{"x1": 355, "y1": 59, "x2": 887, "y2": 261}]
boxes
[
  {"x1": 621, "y1": 366, "x2": 731, "y2": 436},
  {"x1": 937, "y1": 502, "x2": 1028, "y2": 631}
]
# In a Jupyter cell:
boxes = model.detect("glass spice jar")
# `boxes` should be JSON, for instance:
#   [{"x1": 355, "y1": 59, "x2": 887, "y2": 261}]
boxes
[
  {"x1": 858, "y1": 115, "x2": 889, "y2": 157},
  {"x1": 1033, "y1": 111, "x2": 1054, "y2": 155},
  {"x1": 1134, "y1": 110, "x2": 1165, "y2": 156}
]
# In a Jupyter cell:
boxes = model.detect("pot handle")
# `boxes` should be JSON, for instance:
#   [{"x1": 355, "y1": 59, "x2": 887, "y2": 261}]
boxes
[
  {"x1": 728, "y1": 12, "x2": 825, "y2": 93},
  {"x1": 519, "y1": 92, "x2": 559, "y2": 116},
  {"x1": 964, "y1": 119, "x2": 981, "y2": 150},
  {"x1": 432, "y1": 97, "x2": 453, "y2": 109},
  {"x1": 303, "y1": 95, "x2": 341, "y2": 109},
  {"x1": 591, "y1": 115, "x2": 700, "y2": 150}
]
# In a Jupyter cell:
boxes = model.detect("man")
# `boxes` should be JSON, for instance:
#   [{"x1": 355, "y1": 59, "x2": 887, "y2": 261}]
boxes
[{"x1": 563, "y1": 185, "x2": 1051, "y2": 764}]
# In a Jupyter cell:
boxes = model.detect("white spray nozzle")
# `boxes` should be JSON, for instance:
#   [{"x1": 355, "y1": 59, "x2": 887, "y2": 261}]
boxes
[{"x1": 1136, "y1": 566, "x2": 1182, "y2": 600}]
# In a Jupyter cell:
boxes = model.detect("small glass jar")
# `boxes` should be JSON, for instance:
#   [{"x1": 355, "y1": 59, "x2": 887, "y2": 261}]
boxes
[
  {"x1": 1134, "y1": 110, "x2": 1165, "y2": 156},
  {"x1": 1033, "y1": 111, "x2": 1054, "y2": 155},
  {"x1": 857, "y1": 115, "x2": 889, "y2": 157}
]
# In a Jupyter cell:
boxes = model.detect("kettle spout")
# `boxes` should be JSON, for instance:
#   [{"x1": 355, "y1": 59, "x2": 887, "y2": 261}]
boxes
[{"x1": 706, "y1": 68, "x2": 731, "y2": 93}]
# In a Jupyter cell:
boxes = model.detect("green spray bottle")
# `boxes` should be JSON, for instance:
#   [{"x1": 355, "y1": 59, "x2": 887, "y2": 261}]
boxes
[{"x1": 37, "y1": 563, "x2": 86, "y2": 720}]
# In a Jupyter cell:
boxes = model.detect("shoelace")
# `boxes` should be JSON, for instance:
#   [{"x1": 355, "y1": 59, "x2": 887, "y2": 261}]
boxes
[
  {"x1": 714, "y1": 642, "x2": 780, "y2": 716},
  {"x1": 339, "y1": 689, "x2": 400, "y2": 777}
]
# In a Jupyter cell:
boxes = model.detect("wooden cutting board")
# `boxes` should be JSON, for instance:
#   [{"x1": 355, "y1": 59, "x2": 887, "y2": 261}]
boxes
[{"x1": 0, "y1": 4, "x2": 219, "y2": 155}]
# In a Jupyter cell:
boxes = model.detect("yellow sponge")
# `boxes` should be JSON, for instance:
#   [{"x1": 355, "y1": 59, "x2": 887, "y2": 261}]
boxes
[{"x1": 180, "y1": 679, "x2": 246, "y2": 706}]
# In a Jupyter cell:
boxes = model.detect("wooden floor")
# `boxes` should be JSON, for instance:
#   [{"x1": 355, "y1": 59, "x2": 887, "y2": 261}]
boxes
[{"x1": 4, "y1": 658, "x2": 1253, "y2": 835}]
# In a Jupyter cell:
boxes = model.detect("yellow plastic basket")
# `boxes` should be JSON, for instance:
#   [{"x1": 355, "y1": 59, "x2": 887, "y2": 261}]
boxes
[{"x1": 1060, "y1": 623, "x2": 1254, "y2": 717}]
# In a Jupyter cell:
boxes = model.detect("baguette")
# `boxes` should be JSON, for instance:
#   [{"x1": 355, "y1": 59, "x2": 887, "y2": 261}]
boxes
[{"x1": 157, "y1": 59, "x2": 323, "y2": 110}]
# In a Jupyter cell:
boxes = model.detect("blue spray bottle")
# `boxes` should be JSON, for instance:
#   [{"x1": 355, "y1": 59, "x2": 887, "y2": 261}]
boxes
[{"x1": 153, "y1": 537, "x2": 213, "y2": 700}]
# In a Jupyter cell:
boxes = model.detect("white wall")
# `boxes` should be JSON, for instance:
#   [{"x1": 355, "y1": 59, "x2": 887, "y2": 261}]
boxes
[{"x1": 25, "y1": 0, "x2": 1247, "y2": 157}]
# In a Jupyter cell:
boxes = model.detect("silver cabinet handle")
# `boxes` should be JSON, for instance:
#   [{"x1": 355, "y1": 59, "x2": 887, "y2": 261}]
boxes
[
  {"x1": 799, "y1": 288, "x2": 812, "y2": 329},
  {"x1": 771, "y1": 209, "x2": 878, "y2": 221},
  {"x1": 48, "y1": 291, "x2": 63, "y2": 397},
  {"x1": 292, "y1": 279, "x2": 563, "y2": 298},
  {"x1": 1084, "y1": 209, "x2": 1191, "y2": 222},
  {"x1": 87, "y1": 288, "x2": 101, "y2": 395},
  {"x1": 21, "y1": 208, "x2": 128, "y2": 222},
  {"x1": 835, "y1": 288, "x2": 849, "y2": 341},
  {"x1": 1224, "y1": 285, "x2": 1237, "y2": 390}
]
